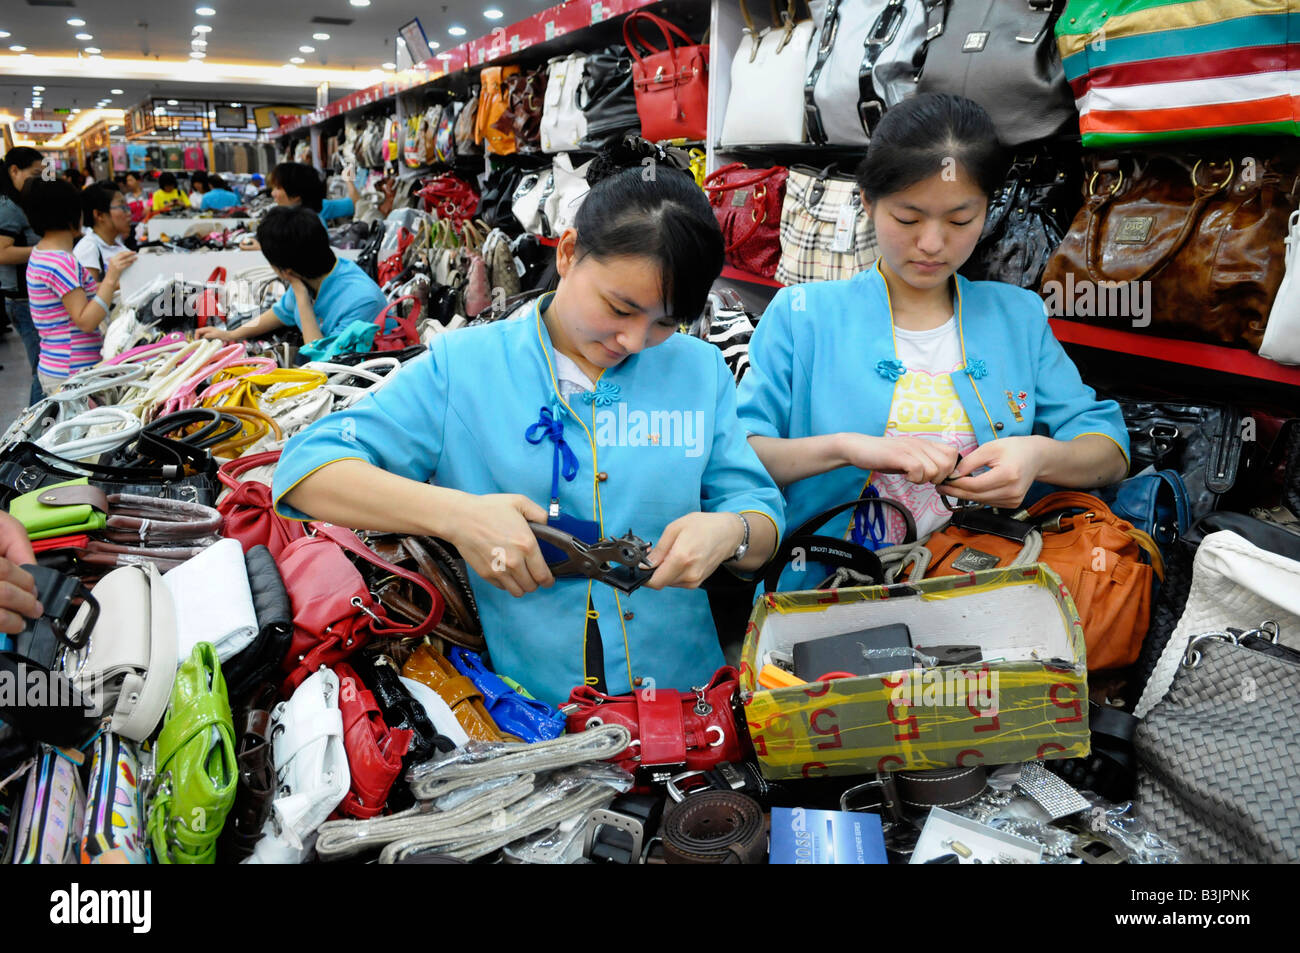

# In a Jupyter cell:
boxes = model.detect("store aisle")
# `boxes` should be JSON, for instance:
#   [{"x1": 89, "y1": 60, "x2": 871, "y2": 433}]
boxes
[{"x1": 0, "y1": 327, "x2": 35, "y2": 428}]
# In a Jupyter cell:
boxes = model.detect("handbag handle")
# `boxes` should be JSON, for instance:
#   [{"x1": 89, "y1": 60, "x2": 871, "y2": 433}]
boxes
[
  {"x1": 217, "y1": 449, "x2": 282, "y2": 492},
  {"x1": 375, "y1": 294, "x2": 421, "y2": 342},
  {"x1": 11, "y1": 440, "x2": 195, "y2": 486},
  {"x1": 762, "y1": 495, "x2": 917, "y2": 593},
  {"x1": 1083, "y1": 159, "x2": 1230, "y2": 285},
  {"x1": 623, "y1": 11, "x2": 697, "y2": 70},
  {"x1": 703, "y1": 163, "x2": 784, "y2": 193},
  {"x1": 209, "y1": 407, "x2": 282, "y2": 458},
  {"x1": 309, "y1": 522, "x2": 445, "y2": 638}
]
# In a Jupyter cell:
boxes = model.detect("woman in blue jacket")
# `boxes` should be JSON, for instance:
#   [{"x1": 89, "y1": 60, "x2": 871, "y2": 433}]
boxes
[
  {"x1": 273, "y1": 168, "x2": 784, "y2": 706},
  {"x1": 738, "y1": 94, "x2": 1129, "y2": 556}
]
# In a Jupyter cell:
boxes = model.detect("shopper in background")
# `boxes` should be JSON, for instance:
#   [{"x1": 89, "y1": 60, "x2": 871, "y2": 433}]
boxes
[
  {"x1": 150, "y1": 171, "x2": 190, "y2": 213},
  {"x1": 0, "y1": 510, "x2": 39, "y2": 636},
  {"x1": 270, "y1": 161, "x2": 360, "y2": 224},
  {"x1": 120, "y1": 171, "x2": 148, "y2": 225},
  {"x1": 0, "y1": 146, "x2": 46, "y2": 405},
  {"x1": 60, "y1": 168, "x2": 85, "y2": 189},
  {"x1": 21, "y1": 179, "x2": 135, "y2": 395},
  {"x1": 74, "y1": 184, "x2": 131, "y2": 282},
  {"x1": 188, "y1": 170, "x2": 210, "y2": 208},
  {"x1": 739, "y1": 94, "x2": 1128, "y2": 580},
  {"x1": 272, "y1": 168, "x2": 784, "y2": 706},
  {"x1": 197, "y1": 205, "x2": 384, "y2": 345},
  {"x1": 199, "y1": 175, "x2": 241, "y2": 212}
]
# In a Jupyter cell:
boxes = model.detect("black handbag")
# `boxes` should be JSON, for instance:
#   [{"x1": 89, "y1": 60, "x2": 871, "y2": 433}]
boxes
[
  {"x1": 915, "y1": 0, "x2": 1077, "y2": 148},
  {"x1": 355, "y1": 220, "x2": 386, "y2": 282},
  {"x1": 578, "y1": 47, "x2": 641, "y2": 148},
  {"x1": 0, "y1": 441, "x2": 218, "y2": 509},
  {"x1": 476, "y1": 160, "x2": 542, "y2": 232},
  {"x1": 222, "y1": 545, "x2": 293, "y2": 701},
  {"x1": 960, "y1": 147, "x2": 1082, "y2": 289}
]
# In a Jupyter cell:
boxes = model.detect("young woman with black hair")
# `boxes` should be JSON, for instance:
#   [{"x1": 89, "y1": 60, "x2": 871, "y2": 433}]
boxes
[
  {"x1": 269, "y1": 161, "x2": 359, "y2": 224},
  {"x1": 21, "y1": 179, "x2": 135, "y2": 394},
  {"x1": 271, "y1": 167, "x2": 784, "y2": 706},
  {"x1": 74, "y1": 184, "x2": 131, "y2": 281},
  {"x1": 738, "y1": 93, "x2": 1128, "y2": 578},
  {"x1": 0, "y1": 147, "x2": 45, "y2": 403}
]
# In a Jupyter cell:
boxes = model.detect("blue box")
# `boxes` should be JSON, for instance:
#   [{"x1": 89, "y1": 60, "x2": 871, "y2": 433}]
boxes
[{"x1": 769, "y1": 808, "x2": 888, "y2": 864}]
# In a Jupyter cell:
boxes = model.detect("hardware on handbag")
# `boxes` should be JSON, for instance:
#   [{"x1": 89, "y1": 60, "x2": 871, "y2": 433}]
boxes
[
  {"x1": 705, "y1": 163, "x2": 788, "y2": 279},
  {"x1": 563, "y1": 666, "x2": 748, "y2": 784},
  {"x1": 720, "y1": 0, "x2": 815, "y2": 146},
  {"x1": 776, "y1": 165, "x2": 880, "y2": 284},
  {"x1": 7, "y1": 478, "x2": 108, "y2": 541},
  {"x1": 1040, "y1": 151, "x2": 1300, "y2": 351},
  {"x1": 917, "y1": 0, "x2": 1077, "y2": 148},
  {"x1": 623, "y1": 11, "x2": 710, "y2": 143}
]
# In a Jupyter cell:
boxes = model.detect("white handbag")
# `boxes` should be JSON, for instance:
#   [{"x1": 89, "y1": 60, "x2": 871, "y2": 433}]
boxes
[
  {"x1": 804, "y1": 0, "x2": 892, "y2": 145},
  {"x1": 720, "y1": 0, "x2": 816, "y2": 146},
  {"x1": 512, "y1": 168, "x2": 554, "y2": 236},
  {"x1": 1260, "y1": 209, "x2": 1300, "y2": 365},
  {"x1": 543, "y1": 154, "x2": 593, "y2": 237},
  {"x1": 61, "y1": 564, "x2": 179, "y2": 743},
  {"x1": 540, "y1": 54, "x2": 589, "y2": 153},
  {"x1": 244, "y1": 667, "x2": 349, "y2": 864}
]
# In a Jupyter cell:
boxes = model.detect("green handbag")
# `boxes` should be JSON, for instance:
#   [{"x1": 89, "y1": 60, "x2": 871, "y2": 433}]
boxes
[
  {"x1": 146, "y1": 642, "x2": 238, "y2": 864},
  {"x1": 7, "y1": 478, "x2": 108, "y2": 540}
]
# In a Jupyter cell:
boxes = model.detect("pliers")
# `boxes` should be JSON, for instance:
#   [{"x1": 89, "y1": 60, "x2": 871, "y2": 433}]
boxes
[{"x1": 528, "y1": 522, "x2": 656, "y2": 594}]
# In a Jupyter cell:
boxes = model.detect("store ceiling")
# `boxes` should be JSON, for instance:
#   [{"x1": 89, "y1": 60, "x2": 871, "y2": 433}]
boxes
[{"x1": 0, "y1": 0, "x2": 546, "y2": 112}]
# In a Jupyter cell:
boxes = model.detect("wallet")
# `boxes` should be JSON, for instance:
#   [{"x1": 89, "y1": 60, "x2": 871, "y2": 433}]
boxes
[
  {"x1": 8, "y1": 479, "x2": 109, "y2": 541},
  {"x1": 793, "y1": 623, "x2": 913, "y2": 680}
]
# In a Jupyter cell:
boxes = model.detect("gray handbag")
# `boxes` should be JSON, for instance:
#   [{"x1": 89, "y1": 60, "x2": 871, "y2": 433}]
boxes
[
  {"x1": 1135, "y1": 623, "x2": 1300, "y2": 864},
  {"x1": 915, "y1": 0, "x2": 1077, "y2": 147}
]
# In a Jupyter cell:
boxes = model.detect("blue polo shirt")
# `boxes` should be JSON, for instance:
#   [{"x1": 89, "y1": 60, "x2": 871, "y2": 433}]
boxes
[
  {"x1": 201, "y1": 189, "x2": 241, "y2": 211},
  {"x1": 271, "y1": 256, "x2": 387, "y2": 338},
  {"x1": 320, "y1": 197, "x2": 354, "y2": 225}
]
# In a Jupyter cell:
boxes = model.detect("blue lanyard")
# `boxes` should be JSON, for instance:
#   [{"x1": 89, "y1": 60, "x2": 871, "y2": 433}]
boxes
[
  {"x1": 525, "y1": 406, "x2": 579, "y2": 518},
  {"x1": 849, "y1": 485, "x2": 887, "y2": 550}
]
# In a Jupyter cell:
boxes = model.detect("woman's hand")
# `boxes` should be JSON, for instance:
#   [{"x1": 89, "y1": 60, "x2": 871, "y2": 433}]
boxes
[
  {"x1": 941, "y1": 436, "x2": 1049, "y2": 509},
  {"x1": 105, "y1": 250, "x2": 136, "y2": 279},
  {"x1": 0, "y1": 513, "x2": 41, "y2": 634},
  {"x1": 195, "y1": 326, "x2": 233, "y2": 342},
  {"x1": 840, "y1": 433, "x2": 961, "y2": 485},
  {"x1": 644, "y1": 512, "x2": 745, "y2": 590},
  {"x1": 444, "y1": 493, "x2": 554, "y2": 597}
]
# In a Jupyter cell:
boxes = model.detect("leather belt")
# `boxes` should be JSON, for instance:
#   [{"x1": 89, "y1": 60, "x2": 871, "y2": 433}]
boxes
[
  {"x1": 893, "y1": 765, "x2": 987, "y2": 810},
  {"x1": 662, "y1": 791, "x2": 767, "y2": 865}
]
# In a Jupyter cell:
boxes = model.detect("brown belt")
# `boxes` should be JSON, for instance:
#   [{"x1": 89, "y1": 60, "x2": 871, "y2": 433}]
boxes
[
  {"x1": 662, "y1": 791, "x2": 767, "y2": 865},
  {"x1": 893, "y1": 766, "x2": 988, "y2": 810}
]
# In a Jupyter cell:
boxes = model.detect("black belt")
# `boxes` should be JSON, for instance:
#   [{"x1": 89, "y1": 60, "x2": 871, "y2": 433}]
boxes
[
  {"x1": 662, "y1": 791, "x2": 767, "y2": 865},
  {"x1": 894, "y1": 765, "x2": 988, "y2": 810}
]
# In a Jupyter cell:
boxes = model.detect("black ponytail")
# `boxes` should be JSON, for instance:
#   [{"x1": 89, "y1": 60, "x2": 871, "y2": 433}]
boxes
[
  {"x1": 856, "y1": 93, "x2": 1006, "y2": 202},
  {"x1": 572, "y1": 166, "x2": 723, "y2": 321}
]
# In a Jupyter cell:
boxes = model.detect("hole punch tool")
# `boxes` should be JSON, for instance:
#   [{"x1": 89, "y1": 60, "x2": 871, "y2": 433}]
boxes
[{"x1": 529, "y1": 522, "x2": 656, "y2": 594}]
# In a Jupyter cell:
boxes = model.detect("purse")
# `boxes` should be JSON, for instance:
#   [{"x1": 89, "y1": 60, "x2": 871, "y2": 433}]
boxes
[
  {"x1": 705, "y1": 163, "x2": 788, "y2": 278},
  {"x1": 916, "y1": 0, "x2": 1077, "y2": 148},
  {"x1": 222, "y1": 546, "x2": 294, "y2": 702},
  {"x1": 775, "y1": 165, "x2": 879, "y2": 284},
  {"x1": 277, "y1": 523, "x2": 446, "y2": 694},
  {"x1": 1040, "y1": 151, "x2": 1300, "y2": 351},
  {"x1": 1096, "y1": 469, "x2": 1191, "y2": 550},
  {"x1": 146, "y1": 642, "x2": 238, "y2": 864},
  {"x1": 402, "y1": 643, "x2": 510, "y2": 743},
  {"x1": 8, "y1": 747, "x2": 85, "y2": 864},
  {"x1": 364, "y1": 534, "x2": 485, "y2": 652},
  {"x1": 0, "y1": 440, "x2": 218, "y2": 510},
  {"x1": 512, "y1": 167, "x2": 554, "y2": 237},
  {"x1": 245, "y1": 666, "x2": 349, "y2": 864},
  {"x1": 81, "y1": 732, "x2": 147, "y2": 864},
  {"x1": 476, "y1": 65, "x2": 522, "y2": 156},
  {"x1": 1057, "y1": 0, "x2": 1300, "y2": 148},
  {"x1": 803, "y1": 0, "x2": 886, "y2": 145},
  {"x1": 564, "y1": 666, "x2": 748, "y2": 784},
  {"x1": 372, "y1": 294, "x2": 422, "y2": 351},
  {"x1": 578, "y1": 47, "x2": 642, "y2": 147},
  {"x1": 543, "y1": 153, "x2": 593, "y2": 237},
  {"x1": 8, "y1": 478, "x2": 108, "y2": 540},
  {"x1": 454, "y1": 89, "x2": 482, "y2": 155},
  {"x1": 1260, "y1": 209, "x2": 1300, "y2": 364},
  {"x1": 720, "y1": 0, "x2": 815, "y2": 146},
  {"x1": 623, "y1": 10, "x2": 709, "y2": 143},
  {"x1": 353, "y1": 653, "x2": 458, "y2": 770},
  {"x1": 333, "y1": 662, "x2": 412, "y2": 819},
  {"x1": 447, "y1": 647, "x2": 566, "y2": 743},
  {"x1": 497, "y1": 67, "x2": 548, "y2": 154},
  {"x1": 219, "y1": 682, "x2": 278, "y2": 863},
  {"x1": 540, "y1": 53, "x2": 590, "y2": 153},
  {"x1": 217, "y1": 450, "x2": 309, "y2": 559}
]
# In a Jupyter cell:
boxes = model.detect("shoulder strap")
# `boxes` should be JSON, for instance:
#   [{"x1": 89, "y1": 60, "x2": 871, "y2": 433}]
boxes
[
  {"x1": 310, "y1": 523, "x2": 446, "y2": 637},
  {"x1": 763, "y1": 495, "x2": 916, "y2": 593}
]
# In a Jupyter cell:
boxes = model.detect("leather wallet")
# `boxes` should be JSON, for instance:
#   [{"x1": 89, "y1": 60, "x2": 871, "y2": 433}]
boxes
[
  {"x1": 793, "y1": 624, "x2": 913, "y2": 681},
  {"x1": 8, "y1": 478, "x2": 108, "y2": 541}
]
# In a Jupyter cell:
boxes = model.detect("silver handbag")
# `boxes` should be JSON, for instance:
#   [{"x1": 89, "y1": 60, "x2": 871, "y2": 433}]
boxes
[
  {"x1": 1135, "y1": 622, "x2": 1300, "y2": 863},
  {"x1": 804, "y1": 0, "x2": 889, "y2": 145}
]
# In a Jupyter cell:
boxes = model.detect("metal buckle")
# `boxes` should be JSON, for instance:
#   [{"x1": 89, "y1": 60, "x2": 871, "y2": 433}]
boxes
[{"x1": 582, "y1": 809, "x2": 646, "y2": 862}]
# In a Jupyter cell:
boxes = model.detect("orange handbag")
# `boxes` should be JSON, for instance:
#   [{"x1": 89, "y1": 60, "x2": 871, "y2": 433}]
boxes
[
  {"x1": 923, "y1": 491, "x2": 1163, "y2": 671},
  {"x1": 475, "y1": 65, "x2": 521, "y2": 156}
]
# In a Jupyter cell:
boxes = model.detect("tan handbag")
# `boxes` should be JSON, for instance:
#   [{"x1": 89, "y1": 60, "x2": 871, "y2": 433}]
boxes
[{"x1": 1041, "y1": 151, "x2": 1300, "y2": 350}]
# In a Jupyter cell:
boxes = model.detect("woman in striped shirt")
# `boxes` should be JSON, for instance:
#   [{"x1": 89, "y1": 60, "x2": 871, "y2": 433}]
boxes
[{"x1": 21, "y1": 179, "x2": 135, "y2": 393}]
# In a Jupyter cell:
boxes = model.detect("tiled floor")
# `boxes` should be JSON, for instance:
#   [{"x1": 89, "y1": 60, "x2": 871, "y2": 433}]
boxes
[{"x1": 0, "y1": 324, "x2": 36, "y2": 430}]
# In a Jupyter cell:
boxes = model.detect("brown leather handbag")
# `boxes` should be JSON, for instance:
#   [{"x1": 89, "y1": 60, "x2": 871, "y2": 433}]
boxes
[
  {"x1": 1040, "y1": 151, "x2": 1300, "y2": 350},
  {"x1": 495, "y1": 68, "x2": 547, "y2": 154},
  {"x1": 476, "y1": 65, "x2": 521, "y2": 156},
  {"x1": 402, "y1": 643, "x2": 511, "y2": 743},
  {"x1": 922, "y1": 492, "x2": 1163, "y2": 672}
]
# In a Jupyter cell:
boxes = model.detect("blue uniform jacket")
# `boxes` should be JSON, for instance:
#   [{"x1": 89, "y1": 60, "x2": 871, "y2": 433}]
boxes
[
  {"x1": 737, "y1": 262, "x2": 1129, "y2": 543},
  {"x1": 271, "y1": 257, "x2": 387, "y2": 338},
  {"x1": 272, "y1": 297, "x2": 785, "y2": 706}
]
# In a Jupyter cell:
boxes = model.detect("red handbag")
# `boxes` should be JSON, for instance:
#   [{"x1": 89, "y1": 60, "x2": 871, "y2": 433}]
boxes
[
  {"x1": 704, "y1": 163, "x2": 788, "y2": 279},
  {"x1": 372, "y1": 295, "x2": 421, "y2": 351},
  {"x1": 333, "y1": 662, "x2": 413, "y2": 819},
  {"x1": 216, "y1": 451, "x2": 308, "y2": 559},
  {"x1": 197, "y1": 267, "x2": 226, "y2": 330},
  {"x1": 564, "y1": 666, "x2": 747, "y2": 784},
  {"x1": 623, "y1": 11, "x2": 710, "y2": 143},
  {"x1": 417, "y1": 173, "x2": 480, "y2": 225},
  {"x1": 277, "y1": 522, "x2": 445, "y2": 694}
]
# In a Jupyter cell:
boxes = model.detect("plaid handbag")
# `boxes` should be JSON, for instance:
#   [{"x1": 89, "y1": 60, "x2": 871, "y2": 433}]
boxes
[{"x1": 775, "y1": 165, "x2": 878, "y2": 285}]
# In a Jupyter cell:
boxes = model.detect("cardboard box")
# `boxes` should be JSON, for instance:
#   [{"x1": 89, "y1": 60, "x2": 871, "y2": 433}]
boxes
[{"x1": 740, "y1": 566, "x2": 1090, "y2": 779}]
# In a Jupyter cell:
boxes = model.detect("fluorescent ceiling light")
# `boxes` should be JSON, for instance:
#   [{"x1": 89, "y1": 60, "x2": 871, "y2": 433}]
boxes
[
  {"x1": 313, "y1": 32, "x2": 330, "y2": 40},
  {"x1": 299, "y1": 45, "x2": 314, "y2": 53},
  {"x1": 110, "y1": 88, "x2": 123, "y2": 94},
  {"x1": 350, "y1": 0, "x2": 371, "y2": 6},
  {"x1": 75, "y1": 33, "x2": 93, "y2": 42},
  {"x1": 84, "y1": 47, "x2": 100, "y2": 54},
  {"x1": 196, "y1": 6, "x2": 216, "y2": 15},
  {"x1": 67, "y1": 18, "x2": 85, "y2": 27},
  {"x1": 167, "y1": 99, "x2": 179, "y2": 105},
  {"x1": 484, "y1": 9, "x2": 504, "y2": 19},
  {"x1": 230, "y1": 102, "x2": 241, "y2": 107},
  {"x1": 0, "y1": 32, "x2": 10, "y2": 39},
  {"x1": 194, "y1": 25, "x2": 212, "y2": 33},
  {"x1": 190, "y1": 51, "x2": 205, "y2": 58},
  {"x1": 430, "y1": 41, "x2": 440, "y2": 49},
  {"x1": 448, "y1": 26, "x2": 467, "y2": 36},
  {"x1": 9, "y1": 45, "x2": 27, "y2": 51},
  {"x1": 32, "y1": 85, "x2": 44, "y2": 91},
  {"x1": 381, "y1": 61, "x2": 396, "y2": 69},
  {"x1": 289, "y1": 57, "x2": 304, "y2": 64}
]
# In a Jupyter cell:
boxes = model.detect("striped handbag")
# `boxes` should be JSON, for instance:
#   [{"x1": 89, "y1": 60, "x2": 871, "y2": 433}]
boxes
[{"x1": 1057, "y1": 0, "x2": 1300, "y2": 147}]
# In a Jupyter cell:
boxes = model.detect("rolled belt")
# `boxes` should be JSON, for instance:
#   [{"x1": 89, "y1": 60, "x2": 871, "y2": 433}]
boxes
[
  {"x1": 662, "y1": 791, "x2": 767, "y2": 865},
  {"x1": 893, "y1": 765, "x2": 987, "y2": 810}
]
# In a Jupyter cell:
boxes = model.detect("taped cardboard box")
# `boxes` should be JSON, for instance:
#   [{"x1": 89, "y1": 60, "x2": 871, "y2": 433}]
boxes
[{"x1": 740, "y1": 565, "x2": 1090, "y2": 779}]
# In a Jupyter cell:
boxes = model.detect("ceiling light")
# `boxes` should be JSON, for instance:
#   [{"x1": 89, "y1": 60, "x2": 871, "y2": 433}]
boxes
[
  {"x1": 194, "y1": 24, "x2": 212, "y2": 33},
  {"x1": 9, "y1": 45, "x2": 26, "y2": 52},
  {"x1": 484, "y1": 9, "x2": 504, "y2": 19},
  {"x1": 230, "y1": 102, "x2": 241, "y2": 107},
  {"x1": 381, "y1": 61, "x2": 396, "y2": 70},
  {"x1": 289, "y1": 56, "x2": 304, "y2": 64},
  {"x1": 350, "y1": 0, "x2": 371, "y2": 6},
  {"x1": 282, "y1": 62, "x2": 298, "y2": 68},
  {"x1": 32, "y1": 85, "x2": 44, "y2": 91},
  {"x1": 448, "y1": 26, "x2": 467, "y2": 36},
  {"x1": 167, "y1": 99, "x2": 179, "y2": 105},
  {"x1": 111, "y1": 88, "x2": 123, "y2": 94},
  {"x1": 190, "y1": 51, "x2": 205, "y2": 58},
  {"x1": 0, "y1": 31, "x2": 10, "y2": 39},
  {"x1": 192, "y1": 39, "x2": 207, "y2": 48},
  {"x1": 67, "y1": 18, "x2": 85, "y2": 27},
  {"x1": 84, "y1": 47, "x2": 100, "y2": 54},
  {"x1": 313, "y1": 32, "x2": 330, "y2": 40},
  {"x1": 196, "y1": 6, "x2": 216, "y2": 15},
  {"x1": 75, "y1": 33, "x2": 92, "y2": 41},
  {"x1": 299, "y1": 45, "x2": 315, "y2": 52}
]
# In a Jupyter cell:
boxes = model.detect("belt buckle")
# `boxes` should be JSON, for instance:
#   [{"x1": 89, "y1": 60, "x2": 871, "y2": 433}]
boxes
[{"x1": 582, "y1": 808, "x2": 646, "y2": 864}]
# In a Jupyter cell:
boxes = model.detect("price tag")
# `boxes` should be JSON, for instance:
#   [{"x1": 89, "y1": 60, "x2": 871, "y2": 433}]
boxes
[
  {"x1": 545, "y1": 21, "x2": 556, "y2": 40},
  {"x1": 830, "y1": 203, "x2": 857, "y2": 253},
  {"x1": 592, "y1": 2, "x2": 605, "y2": 24}
]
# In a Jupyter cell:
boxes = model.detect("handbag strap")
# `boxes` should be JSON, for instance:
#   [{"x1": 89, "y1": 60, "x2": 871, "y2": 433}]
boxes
[
  {"x1": 113, "y1": 563, "x2": 179, "y2": 740},
  {"x1": 622, "y1": 10, "x2": 696, "y2": 68},
  {"x1": 803, "y1": 0, "x2": 842, "y2": 145},
  {"x1": 12, "y1": 439, "x2": 191, "y2": 485},
  {"x1": 217, "y1": 449, "x2": 282, "y2": 491},
  {"x1": 1027, "y1": 490, "x2": 1165, "y2": 580},
  {"x1": 375, "y1": 294, "x2": 421, "y2": 341},
  {"x1": 762, "y1": 495, "x2": 917, "y2": 593},
  {"x1": 703, "y1": 163, "x2": 783, "y2": 193},
  {"x1": 310, "y1": 522, "x2": 445, "y2": 638}
]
